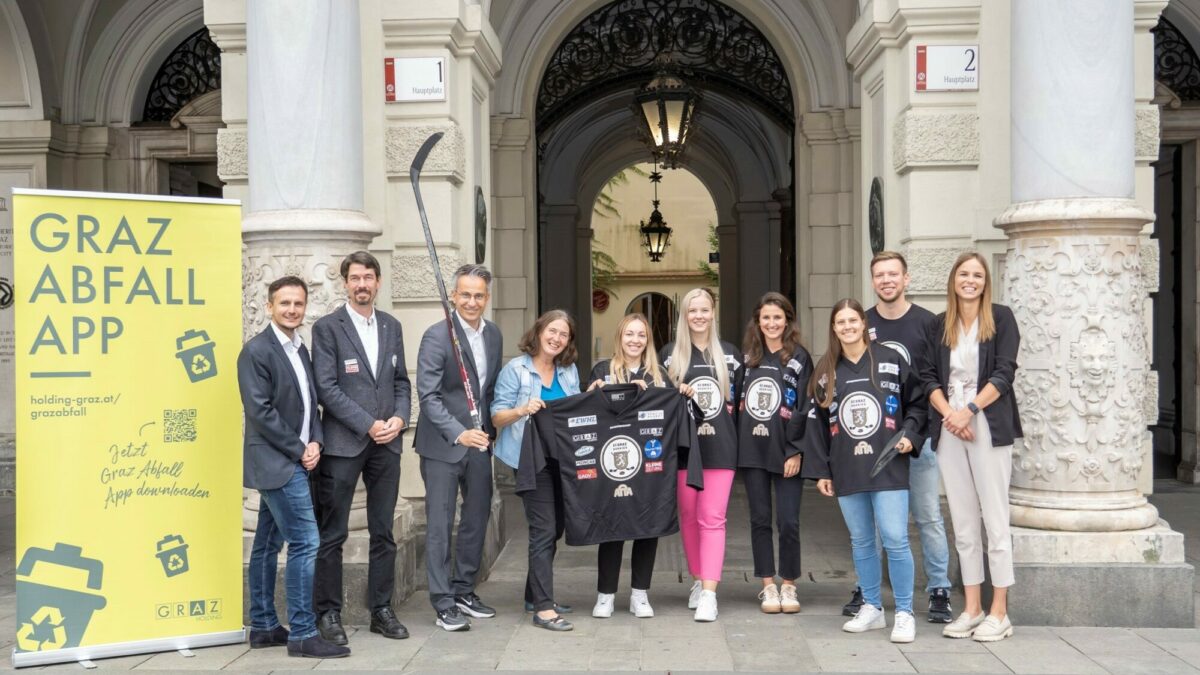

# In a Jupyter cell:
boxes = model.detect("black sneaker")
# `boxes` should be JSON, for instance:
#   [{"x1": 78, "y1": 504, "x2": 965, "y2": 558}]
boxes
[
  {"x1": 370, "y1": 606, "x2": 410, "y2": 639},
  {"x1": 928, "y1": 587, "x2": 953, "y2": 623},
  {"x1": 455, "y1": 592, "x2": 497, "y2": 618},
  {"x1": 287, "y1": 635, "x2": 350, "y2": 659},
  {"x1": 436, "y1": 606, "x2": 471, "y2": 632},
  {"x1": 842, "y1": 586, "x2": 864, "y2": 617},
  {"x1": 247, "y1": 625, "x2": 288, "y2": 649},
  {"x1": 317, "y1": 610, "x2": 348, "y2": 646}
]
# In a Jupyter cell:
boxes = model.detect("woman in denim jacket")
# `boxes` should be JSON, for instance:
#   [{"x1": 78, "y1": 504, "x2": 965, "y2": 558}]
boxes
[{"x1": 491, "y1": 309, "x2": 581, "y2": 631}]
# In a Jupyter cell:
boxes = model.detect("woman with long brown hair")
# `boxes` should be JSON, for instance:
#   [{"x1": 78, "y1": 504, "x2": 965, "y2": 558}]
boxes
[
  {"x1": 921, "y1": 252, "x2": 1021, "y2": 642},
  {"x1": 737, "y1": 292, "x2": 812, "y2": 614}
]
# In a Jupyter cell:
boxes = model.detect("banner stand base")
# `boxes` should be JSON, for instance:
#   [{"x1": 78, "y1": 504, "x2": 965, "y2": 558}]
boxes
[{"x1": 11, "y1": 629, "x2": 245, "y2": 668}]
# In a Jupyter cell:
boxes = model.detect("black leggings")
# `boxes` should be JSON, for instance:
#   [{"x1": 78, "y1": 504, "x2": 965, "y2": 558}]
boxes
[{"x1": 596, "y1": 538, "x2": 658, "y2": 593}]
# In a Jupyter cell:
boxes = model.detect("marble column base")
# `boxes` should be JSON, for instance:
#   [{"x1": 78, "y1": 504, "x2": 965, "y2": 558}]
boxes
[{"x1": 1010, "y1": 486, "x2": 1160, "y2": 532}]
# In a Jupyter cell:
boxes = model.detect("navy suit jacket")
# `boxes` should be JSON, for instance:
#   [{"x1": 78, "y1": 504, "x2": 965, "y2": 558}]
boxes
[{"x1": 414, "y1": 314, "x2": 502, "y2": 464}]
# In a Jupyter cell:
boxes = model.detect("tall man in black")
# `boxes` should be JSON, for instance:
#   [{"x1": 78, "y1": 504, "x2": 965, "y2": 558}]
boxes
[
  {"x1": 312, "y1": 251, "x2": 412, "y2": 643},
  {"x1": 239, "y1": 276, "x2": 348, "y2": 659},
  {"x1": 415, "y1": 264, "x2": 502, "y2": 631}
]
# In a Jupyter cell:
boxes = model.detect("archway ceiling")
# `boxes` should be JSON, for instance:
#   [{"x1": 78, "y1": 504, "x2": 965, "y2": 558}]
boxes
[{"x1": 536, "y1": 0, "x2": 795, "y2": 134}]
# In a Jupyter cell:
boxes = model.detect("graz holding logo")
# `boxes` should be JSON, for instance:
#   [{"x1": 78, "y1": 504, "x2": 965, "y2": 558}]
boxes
[
  {"x1": 600, "y1": 435, "x2": 642, "y2": 481},
  {"x1": 745, "y1": 377, "x2": 782, "y2": 421},
  {"x1": 572, "y1": 432, "x2": 598, "y2": 443}
]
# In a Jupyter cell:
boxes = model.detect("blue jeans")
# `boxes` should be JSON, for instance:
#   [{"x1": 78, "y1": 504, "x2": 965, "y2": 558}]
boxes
[
  {"x1": 249, "y1": 465, "x2": 319, "y2": 641},
  {"x1": 838, "y1": 489, "x2": 914, "y2": 614},
  {"x1": 909, "y1": 440, "x2": 951, "y2": 591}
]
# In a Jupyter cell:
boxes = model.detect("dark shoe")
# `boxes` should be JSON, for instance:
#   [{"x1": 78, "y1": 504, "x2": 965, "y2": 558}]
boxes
[
  {"x1": 525, "y1": 601, "x2": 574, "y2": 614},
  {"x1": 370, "y1": 607, "x2": 410, "y2": 639},
  {"x1": 455, "y1": 592, "x2": 497, "y2": 618},
  {"x1": 928, "y1": 587, "x2": 953, "y2": 623},
  {"x1": 842, "y1": 586, "x2": 864, "y2": 617},
  {"x1": 248, "y1": 625, "x2": 288, "y2": 648},
  {"x1": 317, "y1": 610, "x2": 348, "y2": 646},
  {"x1": 286, "y1": 635, "x2": 350, "y2": 659},
  {"x1": 531, "y1": 613, "x2": 574, "y2": 631},
  {"x1": 436, "y1": 606, "x2": 471, "y2": 632}
]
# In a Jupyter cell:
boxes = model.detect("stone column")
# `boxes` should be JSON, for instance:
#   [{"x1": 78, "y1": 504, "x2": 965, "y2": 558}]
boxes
[{"x1": 996, "y1": 0, "x2": 1192, "y2": 626}]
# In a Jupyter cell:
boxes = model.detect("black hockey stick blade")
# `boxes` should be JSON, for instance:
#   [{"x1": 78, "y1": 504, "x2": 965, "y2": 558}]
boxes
[
  {"x1": 410, "y1": 132, "x2": 445, "y2": 183},
  {"x1": 869, "y1": 430, "x2": 907, "y2": 479}
]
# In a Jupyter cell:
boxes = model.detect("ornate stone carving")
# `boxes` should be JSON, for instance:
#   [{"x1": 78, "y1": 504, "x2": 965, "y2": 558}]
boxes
[
  {"x1": 241, "y1": 249, "x2": 343, "y2": 342},
  {"x1": 391, "y1": 249, "x2": 465, "y2": 303},
  {"x1": 217, "y1": 128, "x2": 248, "y2": 180},
  {"x1": 385, "y1": 124, "x2": 466, "y2": 184},
  {"x1": 901, "y1": 246, "x2": 967, "y2": 294},
  {"x1": 892, "y1": 111, "x2": 979, "y2": 173},
  {"x1": 1135, "y1": 106, "x2": 1160, "y2": 160},
  {"x1": 1139, "y1": 239, "x2": 1160, "y2": 293}
]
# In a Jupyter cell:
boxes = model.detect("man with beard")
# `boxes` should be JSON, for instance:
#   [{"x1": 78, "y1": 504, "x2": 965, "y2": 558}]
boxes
[{"x1": 311, "y1": 251, "x2": 412, "y2": 644}]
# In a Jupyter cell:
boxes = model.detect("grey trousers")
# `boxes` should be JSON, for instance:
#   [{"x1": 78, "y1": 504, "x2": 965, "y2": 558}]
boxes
[{"x1": 420, "y1": 450, "x2": 494, "y2": 611}]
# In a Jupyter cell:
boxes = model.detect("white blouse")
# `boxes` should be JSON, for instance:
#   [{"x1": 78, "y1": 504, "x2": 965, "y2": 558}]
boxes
[{"x1": 948, "y1": 319, "x2": 979, "y2": 410}]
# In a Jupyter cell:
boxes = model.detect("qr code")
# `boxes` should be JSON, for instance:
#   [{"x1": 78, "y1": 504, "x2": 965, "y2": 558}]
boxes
[{"x1": 164, "y1": 409, "x2": 197, "y2": 443}]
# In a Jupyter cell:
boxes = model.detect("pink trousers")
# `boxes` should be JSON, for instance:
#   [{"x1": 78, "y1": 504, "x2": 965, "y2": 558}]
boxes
[{"x1": 677, "y1": 468, "x2": 736, "y2": 581}]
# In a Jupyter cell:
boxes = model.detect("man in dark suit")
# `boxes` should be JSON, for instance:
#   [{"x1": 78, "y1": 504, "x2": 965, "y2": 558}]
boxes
[
  {"x1": 239, "y1": 276, "x2": 349, "y2": 659},
  {"x1": 311, "y1": 251, "x2": 412, "y2": 644},
  {"x1": 415, "y1": 263, "x2": 503, "y2": 631}
]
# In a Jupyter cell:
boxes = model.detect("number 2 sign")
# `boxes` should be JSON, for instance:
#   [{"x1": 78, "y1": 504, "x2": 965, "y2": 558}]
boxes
[{"x1": 915, "y1": 45, "x2": 979, "y2": 91}]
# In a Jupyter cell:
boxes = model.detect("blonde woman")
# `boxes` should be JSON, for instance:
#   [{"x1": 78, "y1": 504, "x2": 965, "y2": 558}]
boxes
[{"x1": 661, "y1": 288, "x2": 740, "y2": 622}]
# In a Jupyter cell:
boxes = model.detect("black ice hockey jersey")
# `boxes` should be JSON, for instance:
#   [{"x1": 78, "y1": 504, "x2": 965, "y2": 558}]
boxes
[
  {"x1": 517, "y1": 384, "x2": 702, "y2": 545},
  {"x1": 736, "y1": 348, "x2": 813, "y2": 473},
  {"x1": 661, "y1": 341, "x2": 741, "y2": 470}
]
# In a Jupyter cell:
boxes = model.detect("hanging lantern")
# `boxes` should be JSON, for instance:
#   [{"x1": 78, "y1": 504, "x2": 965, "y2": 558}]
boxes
[
  {"x1": 639, "y1": 162, "x2": 672, "y2": 262},
  {"x1": 634, "y1": 54, "x2": 698, "y2": 169}
]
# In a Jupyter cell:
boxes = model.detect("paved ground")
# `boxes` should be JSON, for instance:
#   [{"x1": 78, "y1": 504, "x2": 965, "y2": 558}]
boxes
[{"x1": 0, "y1": 480, "x2": 1197, "y2": 673}]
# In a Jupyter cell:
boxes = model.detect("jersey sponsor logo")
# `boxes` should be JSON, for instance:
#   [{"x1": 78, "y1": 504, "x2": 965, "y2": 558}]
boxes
[
  {"x1": 752, "y1": 423, "x2": 769, "y2": 437},
  {"x1": 600, "y1": 435, "x2": 643, "y2": 482},
  {"x1": 882, "y1": 381, "x2": 901, "y2": 393},
  {"x1": 577, "y1": 468, "x2": 597, "y2": 480},
  {"x1": 604, "y1": 375, "x2": 614, "y2": 384},
  {"x1": 575, "y1": 458, "x2": 596, "y2": 467},
  {"x1": 638, "y1": 410, "x2": 664, "y2": 421},
  {"x1": 881, "y1": 340, "x2": 911, "y2": 365},
  {"x1": 575, "y1": 445, "x2": 595, "y2": 457},
  {"x1": 868, "y1": 327, "x2": 877, "y2": 341},
  {"x1": 745, "y1": 377, "x2": 782, "y2": 421},
  {"x1": 884, "y1": 395, "x2": 900, "y2": 416},
  {"x1": 787, "y1": 358, "x2": 802, "y2": 371},
  {"x1": 698, "y1": 422, "x2": 716, "y2": 436},
  {"x1": 643, "y1": 439, "x2": 664, "y2": 460},
  {"x1": 878, "y1": 362, "x2": 899, "y2": 376},
  {"x1": 614, "y1": 484, "x2": 633, "y2": 497},
  {"x1": 830, "y1": 422, "x2": 839, "y2": 436},
  {"x1": 645, "y1": 460, "x2": 664, "y2": 473},
  {"x1": 610, "y1": 423, "x2": 631, "y2": 429},
  {"x1": 784, "y1": 387, "x2": 797, "y2": 408},
  {"x1": 662, "y1": 355, "x2": 673, "y2": 367},
  {"x1": 724, "y1": 354, "x2": 738, "y2": 365},
  {"x1": 780, "y1": 406, "x2": 792, "y2": 420},
  {"x1": 854, "y1": 441, "x2": 873, "y2": 456},
  {"x1": 568, "y1": 415, "x2": 597, "y2": 428},
  {"x1": 885, "y1": 417, "x2": 896, "y2": 430},
  {"x1": 639, "y1": 427, "x2": 663, "y2": 437},
  {"x1": 690, "y1": 376, "x2": 724, "y2": 420},
  {"x1": 839, "y1": 392, "x2": 882, "y2": 439},
  {"x1": 572, "y1": 433, "x2": 598, "y2": 443}
]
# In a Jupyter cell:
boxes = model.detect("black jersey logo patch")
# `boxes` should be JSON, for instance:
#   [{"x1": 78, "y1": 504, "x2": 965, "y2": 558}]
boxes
[
  {"x1": 854, "y1": 441, "x2": 873, "y2": 456},
  {"x1": 752, "y1": 423, "x2": 769, "y2": 437},
  {"x1": 745, "y1": 377, "x2": 782, "y2": 421},
  {"x1": 690, "y1": 376, "x2": 723, "y2": 420},
  {"x1": 881, "y1": 340, "x2": 911, "y2": 365},
  {"x1": 839, "y1": 392, "x2": 882, "y2": 439},
  {"x1": 614, "y1": 484, "x2": 633, "y2": 497},
  {"x1": 601, "y1": 435, "x2": 642, "y2": 482},
  {"x1": 698, "y1": 422, "x2": 716, "y2": 436}
]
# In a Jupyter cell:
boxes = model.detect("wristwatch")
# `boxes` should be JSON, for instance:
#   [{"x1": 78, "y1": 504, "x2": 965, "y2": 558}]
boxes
[{"x1": 966, "y1": 402, "x2": 980, "y2": 415}]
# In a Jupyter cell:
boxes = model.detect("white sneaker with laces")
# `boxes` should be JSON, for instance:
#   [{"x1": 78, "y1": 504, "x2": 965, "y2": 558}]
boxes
[
  {"x1": 779, "y1": 583, "x2": 801, "y2": 614},
  {"x1": 694, "y1": 590, "x2": 718, "y2": 622},
  {"x1": 629, "y1": 589, "x2": 654, "y2": 618},
  {"x1": 842, "y1": 603, "x2": 886, "y2": 633},
  {"x1": 891, "y1": 610, "x2": 916, "y2": 643},
  {"x1": 687, "y1": 580, "x2": 703, "y2": 609},
  {"x1": 592, "y1": 593, "x2": 614, "y2": 618},
  {"x1": 759, "y1": 583, "x2": 782, "y2": 614}
]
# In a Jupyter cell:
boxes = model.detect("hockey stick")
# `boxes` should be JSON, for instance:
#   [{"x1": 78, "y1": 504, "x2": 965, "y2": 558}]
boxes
[{"x1": 410, "y1": 132, "x2": 483, "y2": 432}]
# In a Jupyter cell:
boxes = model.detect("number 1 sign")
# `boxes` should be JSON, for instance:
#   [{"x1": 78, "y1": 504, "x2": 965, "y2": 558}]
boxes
[{"x1": 915, "y1": 45, "x2": 979, "y2": 91}]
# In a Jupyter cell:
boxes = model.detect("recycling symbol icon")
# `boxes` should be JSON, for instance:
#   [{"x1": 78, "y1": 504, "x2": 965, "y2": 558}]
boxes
[
  {"x1": 16, "y1": 606, "x2": 68, "y2": 651},
  {"x1": 190, "y1": 354, "x2": 212, "y2": 375},
  {"x1": 167, "y1": 554, "x2": 186, "y2": 571}
]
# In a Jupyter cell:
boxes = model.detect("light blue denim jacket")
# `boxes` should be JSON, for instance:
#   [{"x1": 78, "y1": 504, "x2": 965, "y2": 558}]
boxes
[{"x1": 490, "y1": 354, "x2": 581, "y2": 468}]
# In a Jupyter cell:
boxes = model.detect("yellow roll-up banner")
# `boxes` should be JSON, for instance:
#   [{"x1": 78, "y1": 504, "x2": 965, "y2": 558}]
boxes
[{"x1": 12, "y1": 189, "x2": 244, "y2": 667}]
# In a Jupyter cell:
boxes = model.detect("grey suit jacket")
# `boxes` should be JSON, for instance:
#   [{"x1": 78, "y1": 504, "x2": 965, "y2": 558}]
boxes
[
  {"x1": 312, "y1": 305, "x2": 412, "y2": 457},
  {"x1": 414, "y1": 314, "x2": 502, "y2": 464},
  {"x1": 238, "y1": 325, "x2": 323, "y2": 491}
]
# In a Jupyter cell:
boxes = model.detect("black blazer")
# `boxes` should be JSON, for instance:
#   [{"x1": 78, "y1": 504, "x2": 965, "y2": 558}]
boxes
[
  {"x1": 238, "y1": 325, "x2": 324, "y2": 490},
  {"x1": 920, "y1": 303, "x2": 1022, "y2": 450}
]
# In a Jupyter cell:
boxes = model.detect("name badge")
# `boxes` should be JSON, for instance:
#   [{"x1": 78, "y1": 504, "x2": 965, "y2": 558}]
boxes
[{"x1": 345, "y1": 359, "x2": 359, "y2": 374}]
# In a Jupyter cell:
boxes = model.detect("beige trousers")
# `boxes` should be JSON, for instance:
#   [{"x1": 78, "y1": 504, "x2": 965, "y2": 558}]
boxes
[{"x1": 936, "y1": 414, "x2": 1015, "y2": 588}]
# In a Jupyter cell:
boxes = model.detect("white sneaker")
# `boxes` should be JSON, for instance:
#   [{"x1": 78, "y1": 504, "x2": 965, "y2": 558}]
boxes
[
  {"x1": 779, "y1": 583, "x2": 801, "y2": 614},
  {"x1": 629, "y1": 589, "x2": 654, "y2": 618},
  {"x1": 971, "y1": 615, "x2": 1013, "y2": 642},
  {"x1": 942, "y1": 611, "x2": 985, "y2": 638},
  {"x1": 694, "y1": 590, "x2": 718, "y2": 622},
  {"x1": 891, "y1": 610, "x2": 916, "y2": 643},
  {"x1": 687, "y1": 580, "x2": 703, "y2": 609},
  {"x1": 842, "y1": 603, "x2": 886, "y2": 633},
  {"x1": 758, "y1": 583, "x2": 782, "y2": 614},
  {"x1": 592, "y1": 593, "x2": 614, "y2": 618}
]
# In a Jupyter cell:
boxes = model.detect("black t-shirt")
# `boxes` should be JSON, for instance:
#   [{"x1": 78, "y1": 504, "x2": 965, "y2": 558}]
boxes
[
  {"x1": 517, "y1": 384, "x2": 702, "y2": 545},
  {"x1": 736, "y1": 347, "x2": 813, "y2": 473},
  {"x1": 801, "y1": 344, "x2": 928, "y2": 496},
  {"x1": 865, "y1": 303, "x2": 937, "y2": 369},
  {"x1": 661, "y1": 341, "x2": 741, "y2": 470},
  {"x1": 589, "y1": 359, "x2": 667, "y2": 388}
]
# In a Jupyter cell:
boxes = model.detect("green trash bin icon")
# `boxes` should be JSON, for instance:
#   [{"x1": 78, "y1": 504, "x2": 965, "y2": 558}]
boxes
[
  {"x1": 175, "y1": 329, "x2": 218, "y2": 383},
  {"x1": 15, "y1": 543, "x2": 106, "y2": 652},
  {"x1": 155, "y1": 534, "x2": 190, "y2": 577}
]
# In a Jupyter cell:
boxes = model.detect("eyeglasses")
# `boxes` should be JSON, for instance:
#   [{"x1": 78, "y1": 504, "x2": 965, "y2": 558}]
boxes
[{"x1": 456, "y1": 292, "x2": 488, "y2": 303}]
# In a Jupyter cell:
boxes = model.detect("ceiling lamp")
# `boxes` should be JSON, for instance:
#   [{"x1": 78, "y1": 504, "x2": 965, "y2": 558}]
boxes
[
  {"x1": 639, "y1": 159, "x2": 672, "y2": 262},
  {"x1": 634, "y1": 54, "x2": 698, "y2": 169}
]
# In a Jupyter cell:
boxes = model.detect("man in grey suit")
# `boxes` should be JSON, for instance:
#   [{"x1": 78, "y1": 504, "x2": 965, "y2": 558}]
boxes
[
  {"x1": 239, "y1": 276, "x2": 349, "y2": 659},
  {"x1": 311, "y1": 251, "x2": 412, "y2": 644},
  {"x1": 416, "y1": 263, "x2": 503, "y2": 631}
]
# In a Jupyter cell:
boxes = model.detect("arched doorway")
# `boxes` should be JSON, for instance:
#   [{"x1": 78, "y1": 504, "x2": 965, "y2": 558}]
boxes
[{"x1": 626, "y1": 292, "x2": 675, "y2": 353}]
